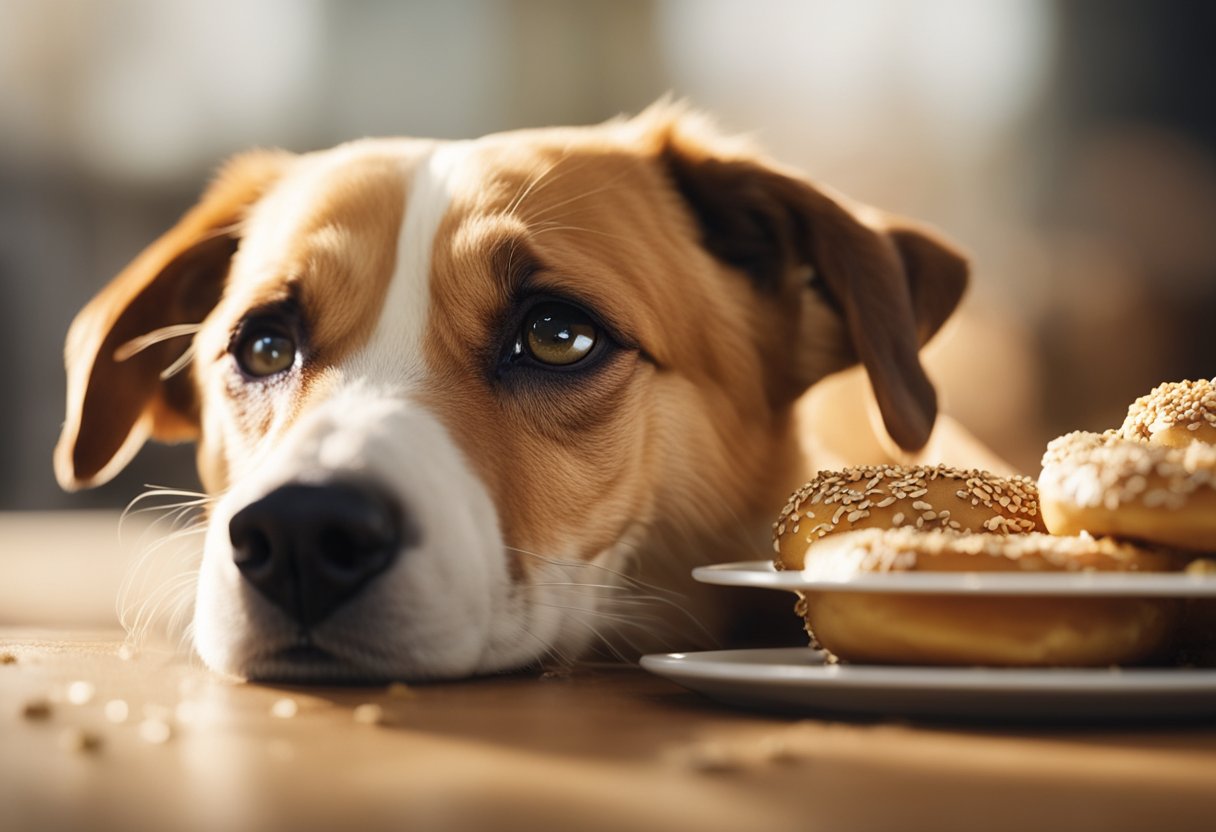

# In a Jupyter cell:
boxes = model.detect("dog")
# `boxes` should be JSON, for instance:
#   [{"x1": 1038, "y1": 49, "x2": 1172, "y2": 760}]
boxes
[{"x1": 54, "y1": 103, "x2": 990, "y2": 682}]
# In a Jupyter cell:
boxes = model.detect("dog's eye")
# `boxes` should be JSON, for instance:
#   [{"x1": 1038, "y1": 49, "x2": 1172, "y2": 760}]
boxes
[
  {"x1": 235, "y1": 328, "x2": 296, "y2": 378},
  {"x1": 517, "y1": 302, "x2": 598, "y2": 366}
]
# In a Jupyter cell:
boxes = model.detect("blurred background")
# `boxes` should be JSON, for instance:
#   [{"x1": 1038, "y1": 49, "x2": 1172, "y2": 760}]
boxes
[{"x1": 2, "y1": 0, "x2": 1215, "y2": 511}]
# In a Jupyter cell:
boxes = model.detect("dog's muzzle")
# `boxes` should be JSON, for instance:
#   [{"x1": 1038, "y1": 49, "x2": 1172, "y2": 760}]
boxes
[{"x1": 228, "y1": 481, "x2": 414, "y2": 628}]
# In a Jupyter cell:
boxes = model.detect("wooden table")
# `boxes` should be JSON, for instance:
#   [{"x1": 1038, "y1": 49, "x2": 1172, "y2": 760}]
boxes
[{"x1": 2, "y1": 628, "x2": 1215, "y2": 832}]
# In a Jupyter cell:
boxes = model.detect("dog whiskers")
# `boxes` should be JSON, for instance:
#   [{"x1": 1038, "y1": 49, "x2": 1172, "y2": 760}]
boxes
[
  {"x1": 503, "y1": 153, "x2": 571, "y2": 220},
  {"x1": 528, "y1": 223, "x2": 632, "y2": 245},
  {"x1": 528, "y1": 603, "x2": 637, "y2": 664},
  {"x1": 506, "y1": 544, "x2": 683, "y2": 599},
  {"x1": 515, "y1": 623, "x2": 576, "y2": 672},
  {"x1": 509, "y1": 543, "x2": 719, "y2": 660},
  {"x1": 117, "y1": 484, "x2": 211, "y2": 652},
  {"x1": 120, "y1": 486, "x2": 213, "y2": 538},
  {"x1": 527, "y1": 581, "x2": 635, "y2": 592},
  {"x1": 121, "y1": 571, "x2": 198, "y2": 646},
  {"x1": 112, "y1": 322, "x2": 203, "y2": 362},
  {"x1": 159, "y1": 343, "x2": 197, "y2": 380},
  {"x1": 518, "y1": 169, "x2": 634, "y2": 225}
]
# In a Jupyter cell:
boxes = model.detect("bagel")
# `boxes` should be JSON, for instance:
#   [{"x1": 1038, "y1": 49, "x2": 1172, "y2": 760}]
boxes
[
  {"x1": 1038, "y1": 430, "x2": 1216, "y2": 551},
  {"x1": 794, "y1": 528, "x2": 1185, "y2": 667},
  {"x1": 772, "y1": 465, "x2": 1045, "y2": 571},
  {"x1": 1116, "y1": 378, "x2": 1216, "y2": 448}
]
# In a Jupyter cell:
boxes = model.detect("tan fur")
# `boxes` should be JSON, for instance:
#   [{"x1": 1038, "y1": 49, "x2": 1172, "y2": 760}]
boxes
[
  {"x1": 190, "y1": 148, "x2": 412, "y2": 492},
  {"x1": 55, "y1": 150, "x2": 290, "y2": 490},
  {"x1": 56, "y1": 145, "x2": 413, "y2": 494},
  {"x1": 414, "y1": 115, "x2": 968, "y2": 589},
  {"x1": 57, "y1": 106, "x2": 986, "y2": 664},
  {"x1": 419, "y1": 131, "x2": 796, "y2": 576}
]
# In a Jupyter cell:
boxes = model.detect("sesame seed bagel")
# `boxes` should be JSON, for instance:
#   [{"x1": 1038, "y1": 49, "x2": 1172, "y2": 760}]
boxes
[
  {"x1": 795, "y1": 528, "x2": 1185, "y2": 667},
  {"x1": 800, "y1": 527, "x2": 1187, "y2": 579},
  {"x1": 1039, "y1": 430, "x2": 1216, "y2": 551},
  {"x1": 772, "y1": 465, "x2": 1046, "y2": 571},
  {"x1": 1116, "y1": 379, "x2": 1216, "y2": 448}
]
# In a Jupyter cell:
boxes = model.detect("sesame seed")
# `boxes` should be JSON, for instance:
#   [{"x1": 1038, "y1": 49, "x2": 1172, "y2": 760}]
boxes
[
  {"x1": 66, "y1": 681, "x2": 95, "y2": 706},
  {"x1": 104, "y1": 700, "x2": 130, "y2": 724},
  {"x1": 775, "y1": 463, "x2": 1047, "y2": 561},
  {"x1": 353, "y1": 703, "x2": 385, "y2": 725},
  {"x1": 139, "y1": 719, "x2": 173, "y2": 744},
  {"x1": 59, "y1": 729, "x2": 103, "y2": 754},
  {"x1": 1041, "y1": 428, "x2": 1216, "y2": 512},
  {"x1": 22, "y1": 699, "x2": 52, "y2": 721}
]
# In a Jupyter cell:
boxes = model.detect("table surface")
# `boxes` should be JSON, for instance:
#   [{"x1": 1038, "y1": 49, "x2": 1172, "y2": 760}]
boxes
[{"x1": 2, "y1": 628, "x2": 1215, "y2": 832}]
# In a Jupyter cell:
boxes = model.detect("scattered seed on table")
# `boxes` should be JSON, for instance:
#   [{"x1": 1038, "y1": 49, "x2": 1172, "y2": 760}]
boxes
[
  {"x1": 352, "y1": 703, "x2": 384, "y2": 725},
  {"x1": 66, "y1": 681, "x2": 95, "y2": 706},
  {"x1": 271, "y1": 698, "x2": 298, "y2": 719},
  {"x1": 22, "y1": 699, "x2": 52, "y2": 721},
  {"x1": 104, "y1": 700, "x2": 130, "y2": 724},
  {"x1": 139, "y1": 719, "x2": 173, "y2": 744},
  {"x1": 59, "y1": 728, "x2": 103, "y2": 754},
  {"x1": 757, "y1": 736, "x2": 801, "y2": 765},
  {"x1": 677, "y1": 742, "x2": 744, "y2": 774},
  {"x1": 386, "y1": 682, "x2": 415, "y2": 699}
]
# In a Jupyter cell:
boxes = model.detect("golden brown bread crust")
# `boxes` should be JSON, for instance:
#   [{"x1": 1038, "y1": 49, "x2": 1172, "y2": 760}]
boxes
[
  {"x1": 799, "y1": 592, "x2": 1180, "y2": 667},
  {"x1": 797, "y1": 527, "x2": 1189, "y2": 578},
  {"x1": 1038, "y1": 430, "x2": 1216, "y2": 551},
  {"x1": 1116, "y1": 379, "x2": 1216, "y2": 448},
  {"x1": 772, "y1": 465, "x2": 1045, "y2": 571},
  {"x1": 791, "y1": 528, "x2": 1187, "y2": 667}
]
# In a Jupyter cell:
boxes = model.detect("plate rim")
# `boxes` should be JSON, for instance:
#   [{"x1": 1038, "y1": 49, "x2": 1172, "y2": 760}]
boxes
[
  {"x1": 692, "y1": 560, "x2": 1216, "y2": 597},
  {"x1": 640, "y1": 647, "x2": 1216, "y2": 693}
]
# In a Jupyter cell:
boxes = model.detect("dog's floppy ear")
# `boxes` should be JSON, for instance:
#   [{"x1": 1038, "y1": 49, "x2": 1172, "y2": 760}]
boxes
[
  {"x1": 55, "y1": 150, "x2": 291, "y2": 491},
  {"x1": 655, "y1": 115, "x2": 967, "y2": 452}
]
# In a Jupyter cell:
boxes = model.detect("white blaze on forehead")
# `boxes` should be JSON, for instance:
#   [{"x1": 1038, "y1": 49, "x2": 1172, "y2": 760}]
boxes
[{"x1": 346, "y1": 141, "x2": 473, "y2": 385}]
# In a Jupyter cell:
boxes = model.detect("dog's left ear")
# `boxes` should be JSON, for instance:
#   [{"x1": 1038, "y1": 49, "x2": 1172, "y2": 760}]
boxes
[
  {"x1": 55, "y1": 150, "x2": 291, "y2": 491},
  {"x1": 656, "y1": 117, "x2": 968, "y2": 452}
]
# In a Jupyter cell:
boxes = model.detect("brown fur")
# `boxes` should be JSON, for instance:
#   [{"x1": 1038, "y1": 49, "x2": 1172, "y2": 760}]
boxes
[
  {"x1": 55, "y1": 150, "x2": 290, "y2": 490},
  {"x1": 56, "y1": 144, "x2": 414, "y2": 493},
  {"x1": 188, "y1": 148, "x2": 411, "y2": 491},
  {"x1": 57, "y1": 107, "x2": 973, "y2": 656},
  {"x1": 416, "y1": 113, "x2": 966, "y2": 586}
]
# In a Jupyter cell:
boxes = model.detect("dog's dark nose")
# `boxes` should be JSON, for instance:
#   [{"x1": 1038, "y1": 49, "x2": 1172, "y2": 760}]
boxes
[{"x1": 229, "y1": 482, "x2": 408, "y2": 627}]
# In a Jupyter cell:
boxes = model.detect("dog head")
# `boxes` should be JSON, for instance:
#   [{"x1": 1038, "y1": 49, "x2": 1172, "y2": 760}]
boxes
[{"x1": 55, "y1": 105, "x2": 967, "y2": 681}]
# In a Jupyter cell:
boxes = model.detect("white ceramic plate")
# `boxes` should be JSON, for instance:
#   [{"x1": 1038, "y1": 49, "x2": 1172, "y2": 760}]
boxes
[
  {"x1": 693, "y1": 561, "x2": 1216, "y2": 596},
  {"x1": 641, "y1": 648, "x2": 1216, "y2": 720}
]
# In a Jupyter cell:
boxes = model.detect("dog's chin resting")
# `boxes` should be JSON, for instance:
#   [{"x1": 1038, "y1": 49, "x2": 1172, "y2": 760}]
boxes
[
  {"x1": 195, "y1": 387, "x2": 518, "y2": 682},
  {"x1": 54, "y1": 103, "x2": 978, "y2": 682}
]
